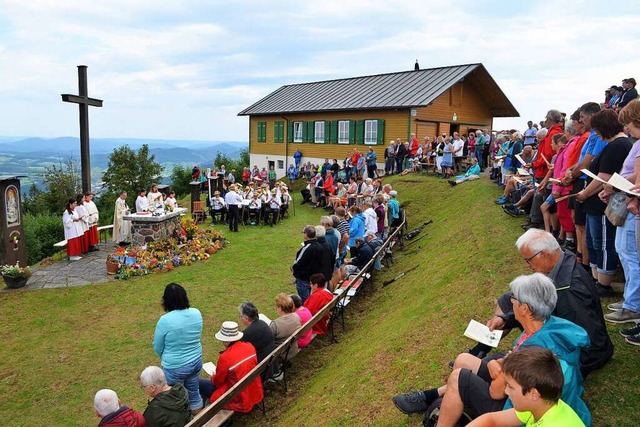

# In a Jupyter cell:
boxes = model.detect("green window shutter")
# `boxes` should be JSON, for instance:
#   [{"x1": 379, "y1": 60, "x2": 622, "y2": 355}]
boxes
[
  {"x1": 324, "y1": 120, "x2": 331, "y2": 143},
  {"x1": 304, "y1": 121, "x2": 313, "y2": 143},
  {"x1": 376, "y1": 119, "x2": 385, "y2": 145},
  {"x1": 349, "y1": 120, "x2": 356, "y2": 144},
  {"x1": 330, "y1": 120, "x2": 338, "y2": 144},
  {"x1": 287, "y1": 121, "x2": 294, "y2": 143},
  {"x1": 356, "y1": 120, "x2": 365, "y2": 145},
  {"x1": 257, "y1": 122, "x2": 266, "y2": 143},
  {"x1": 308, "y1": 121, "x2": 315, "y2": 143},
  {"x1": 274, "y1": 121, "x2": 283, "y2": 143},
  {"x1": 302, "y1": 122, "x2": 309, "y2": 143}
]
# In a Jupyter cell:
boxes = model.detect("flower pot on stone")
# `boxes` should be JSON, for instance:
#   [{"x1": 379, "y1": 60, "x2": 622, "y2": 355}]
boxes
[
  {"x1": 106, "y1": 260, "x2": 120, "y2": 275},
  {"x1": 2, "y1": 275, "x2": 28, "y2": 289}
]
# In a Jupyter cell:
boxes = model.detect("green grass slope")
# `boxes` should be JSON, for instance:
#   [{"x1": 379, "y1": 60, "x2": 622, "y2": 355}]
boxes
[
  {"x1": 256, "y1": 175, "x2": 639, "y2": 427},
  {"x1": 0, "y1": 174, "x2": 638, "y2": 426}
]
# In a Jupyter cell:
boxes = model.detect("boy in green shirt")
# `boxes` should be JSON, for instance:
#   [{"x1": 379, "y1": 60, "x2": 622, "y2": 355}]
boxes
[{"x1": 468, "y1": 346, "x2": 585, "y2": 427}]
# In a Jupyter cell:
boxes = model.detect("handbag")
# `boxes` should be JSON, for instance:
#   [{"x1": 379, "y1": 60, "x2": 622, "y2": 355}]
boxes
[{"x1": 605, "y1": 191, "x2": 628, "y2": 226}]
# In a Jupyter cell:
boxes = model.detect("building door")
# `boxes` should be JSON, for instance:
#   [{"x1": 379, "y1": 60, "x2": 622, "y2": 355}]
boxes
[
  {"x1": 268, "y1": 160, "x2": 275, "y2": 171},
  {"x1": 449, "y1": 124, "x2": 460, "y2": 136}
]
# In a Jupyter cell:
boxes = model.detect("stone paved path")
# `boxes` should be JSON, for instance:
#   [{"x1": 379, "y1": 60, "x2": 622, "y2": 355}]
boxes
[{"x1": 5, "y1": 243, "x2": 119, "y2": 291}]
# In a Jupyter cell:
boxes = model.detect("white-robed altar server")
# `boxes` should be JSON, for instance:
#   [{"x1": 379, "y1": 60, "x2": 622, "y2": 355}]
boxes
[
  {"x1": 83, "y1": 191, "x2": 99, "y2": 251},
  {"x1": 63, "y1": 198, "x2": 83, "y2": 261}
]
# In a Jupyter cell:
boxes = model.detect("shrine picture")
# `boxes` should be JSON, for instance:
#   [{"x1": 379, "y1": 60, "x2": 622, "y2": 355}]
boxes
[{"x1": 5, "y1": 185, "x2": 19, "y2": 227}]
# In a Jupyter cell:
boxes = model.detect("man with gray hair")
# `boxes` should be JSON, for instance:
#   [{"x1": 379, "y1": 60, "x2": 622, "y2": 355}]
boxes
[
  {"x1": 238, "y1": 301, "x2": 275, "y2": 366},
  {"x1": 291, "y1": 225, "x2": 323, "y2": 302},
  {"x1": 139, "y1": 366, "x2": 192, "y2": 426},
  {"x1": 93, "y1": 389, "x2": 145, "y2": 427},
  {"x1": 480, "y1": 229, "x2": 612, "y2": 376}
]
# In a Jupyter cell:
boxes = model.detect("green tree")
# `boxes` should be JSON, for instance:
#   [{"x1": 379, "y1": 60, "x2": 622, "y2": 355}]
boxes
[
  {"x1": 170, "y1": 165, "x2": 194, "y2": 198},
  {"x1": 23, "y1": 157, "x2": 82, "y2": 214},
  {"x1": 101, "y1": 144, "x2": 163, "y2": 205}
]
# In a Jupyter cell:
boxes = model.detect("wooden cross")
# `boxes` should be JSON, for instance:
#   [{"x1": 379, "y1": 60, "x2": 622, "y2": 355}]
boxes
[{"x1": 61, "y1": 65, "x2": 103, "y2": 193}]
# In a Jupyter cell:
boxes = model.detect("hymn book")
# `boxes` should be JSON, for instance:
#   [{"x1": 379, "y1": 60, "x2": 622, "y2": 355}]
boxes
[
  {"x1": 463, "y1": 319, "x2": 503, "y2": 348},
  {"x1": 202, "y1": 362, "x2": 216, "y2": 376},
  {"x1": 580, "y1": 169, "x2": 640, "y2": 196}
]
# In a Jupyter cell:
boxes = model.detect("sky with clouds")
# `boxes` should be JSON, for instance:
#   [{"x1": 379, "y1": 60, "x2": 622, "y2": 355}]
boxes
[{"x1": 1, "y1": 0, "x2": 640, "y2": 142}]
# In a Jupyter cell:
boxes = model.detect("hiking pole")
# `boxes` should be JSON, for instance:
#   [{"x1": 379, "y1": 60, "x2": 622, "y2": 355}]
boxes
[
  {"x1": 382, "y1": 265, "x2": 419, "y2": 287},
  {"x1": 405, "y1": 220, "x2": 433, "y2": 240},
  {"x1": 404, "y1": 234, "x2": 426, "y2": 248}
]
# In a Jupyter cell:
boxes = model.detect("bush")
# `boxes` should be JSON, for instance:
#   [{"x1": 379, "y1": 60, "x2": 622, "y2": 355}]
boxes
[{"x1": 23, "y1": 213, "x2": 65, "y2": 265}]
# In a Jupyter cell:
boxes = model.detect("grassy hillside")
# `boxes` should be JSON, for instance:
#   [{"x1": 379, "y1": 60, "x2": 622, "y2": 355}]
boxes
[{"x1": 0, "y1": 174, "x2": 637, "y2": 426}]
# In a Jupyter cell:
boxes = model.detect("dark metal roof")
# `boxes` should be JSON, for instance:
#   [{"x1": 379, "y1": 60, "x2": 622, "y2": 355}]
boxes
[{"x1": 238, "y1": 63, "x2": 519, "y2": 117}]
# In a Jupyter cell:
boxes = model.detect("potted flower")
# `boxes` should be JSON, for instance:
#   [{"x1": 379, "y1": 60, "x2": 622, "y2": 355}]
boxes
[
  {"x1": 1, "y1": 262, "x2": 32, "y2": 289},
  {"x1": 106, "y1": 252, "x2": 122, "y2": 275}
]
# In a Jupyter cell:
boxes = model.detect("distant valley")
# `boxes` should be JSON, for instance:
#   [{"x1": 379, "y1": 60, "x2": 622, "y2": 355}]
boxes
[{"x1": 0, "y1": 136, "x2": 248, "y2": 192}]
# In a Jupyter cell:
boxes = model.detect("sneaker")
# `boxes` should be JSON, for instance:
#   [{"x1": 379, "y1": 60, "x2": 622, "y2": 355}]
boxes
[
  {"x1": 625, "y1": 333, "x2": 640, "y2": 346},
  {"x1": 607, "y1": 301, "x2": 624, "y2": 311},
  {"x1": 595, "y1": 282, "x2": 615, "y2": 298},
  {"x1": 69, "y1": 256, "x2": 82, "y2": 261},
  {"x1": 604, "y1": 308, "x2": 640, "y2": 324},
  {"x1": 448, "y1": 180, "x2": 457, "y2": 187},
  {"x1": 495, "y1": 196, "x2": 508, "y2": 205},
  {"x1": 521, "y1": 222, "x2": 541, "y2": 230},
  {"x1": 392, "y1": 391, "x2": 429, "y2": 414},
  {"x1": 620, "y1": 323, "x2": 640, "y2": 337},
  {"x1": 563, "y1": 240, "x2": 577, "y2": 253}
]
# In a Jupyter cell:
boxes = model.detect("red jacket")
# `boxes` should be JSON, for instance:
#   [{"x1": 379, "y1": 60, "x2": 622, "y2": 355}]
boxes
[
  {"x1": 242, "y1": 170, "x2": 250, "y2": 182},
  {"x1": 210, "y1": 341, "x2": 263, "y2": 413},
  {"x1": 99, "y1": 406, "x2": 146, "y2": 427},
  {"x1": 409, "y1": 137, "x2": 419, "y2": 156},
  {"x1": 304, "y1": 288, "x2": 334, "y2": 335},
  {"x1": 323, "y1": 173, "x2": 335, "y2": 195},
  {"x1": 532, "y1": 122, "x2": 563, "y2": 179}
]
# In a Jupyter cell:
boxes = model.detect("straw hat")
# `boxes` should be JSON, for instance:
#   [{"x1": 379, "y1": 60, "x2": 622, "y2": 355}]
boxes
[{"x1": 214, "y1": 321, "x2": 243, "y2": 342}]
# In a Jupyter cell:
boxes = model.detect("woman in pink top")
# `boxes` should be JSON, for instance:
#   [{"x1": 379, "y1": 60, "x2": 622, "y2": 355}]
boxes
[
  {"x1": 551, "y1": 130, "x2": 575, "y2": 245},
  {"x1": 291, "y1": 294, "x2": 313, "y2": 348}
]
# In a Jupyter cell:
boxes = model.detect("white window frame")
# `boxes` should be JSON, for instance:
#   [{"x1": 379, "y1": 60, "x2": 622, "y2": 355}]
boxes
[
  {"x1": 314, "y1": 121, "x2": 325, "y2": 143},
  {"x1": 338, "y1": 120, "x2": 349, "y2": 144},
  {"x1": 293, "y1": 122, "x2": 303, "y2": 143},
  {"x1": 364, "y1": 119, "x2": 378, "y2": 145}
]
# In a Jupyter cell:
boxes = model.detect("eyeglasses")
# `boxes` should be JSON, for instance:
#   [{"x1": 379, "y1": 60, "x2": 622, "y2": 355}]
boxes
[
  {"x1": 523, "y1": 251, "x2": 542, "y2": 265},
  {"x1": 140, "y1": 384, "x2": 152, "y2": 389},
  {"x1": 509, "y1": 293, "x2": 520, "y2": 304}
]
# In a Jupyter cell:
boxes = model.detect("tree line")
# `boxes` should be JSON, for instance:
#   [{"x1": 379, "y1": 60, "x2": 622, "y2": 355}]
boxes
[{"x1": 21, "y1": 144, "x2": 248, "y2": 264}]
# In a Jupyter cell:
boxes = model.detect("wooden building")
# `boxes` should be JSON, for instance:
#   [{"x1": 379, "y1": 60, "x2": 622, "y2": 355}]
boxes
[{"x1": 238, "y1": 63, "x2": 518, "y2": 173}]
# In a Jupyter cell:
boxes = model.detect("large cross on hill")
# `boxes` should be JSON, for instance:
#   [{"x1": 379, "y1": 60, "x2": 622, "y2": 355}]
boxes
[{"x1": 61, "y1": 65, "x2": 103, "y2": 194}]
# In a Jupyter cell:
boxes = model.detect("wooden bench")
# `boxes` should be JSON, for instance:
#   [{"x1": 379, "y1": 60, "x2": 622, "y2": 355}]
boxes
[
  {"x1": 53, "y1": 224, "x2": 114, "y2": 248},
  {"x1": 186, "y1": 216, "x2": 407, "y2": 427},
  {"x1": 98, "y1": 224, "x2": 113, "y2": 243}
]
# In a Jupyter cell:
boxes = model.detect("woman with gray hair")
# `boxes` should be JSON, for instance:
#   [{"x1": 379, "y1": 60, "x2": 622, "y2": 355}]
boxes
[{"x1": 393, "y1": 273, "x2": 591, "y2": 426}]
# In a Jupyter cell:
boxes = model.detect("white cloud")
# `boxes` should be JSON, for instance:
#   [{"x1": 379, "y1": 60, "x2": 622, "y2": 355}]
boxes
[{"x1": 1, "y1": 1, "x2": 640, "y2": 140}]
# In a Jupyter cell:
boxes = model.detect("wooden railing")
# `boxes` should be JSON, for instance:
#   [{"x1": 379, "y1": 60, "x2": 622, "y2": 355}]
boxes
[{"x1": 186, "y1": 215, "x2": 407, "y2": 427}]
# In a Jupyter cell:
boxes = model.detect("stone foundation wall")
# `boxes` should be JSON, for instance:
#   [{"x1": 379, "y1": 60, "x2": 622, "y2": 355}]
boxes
[{"x1": 130, "y1": 216, "x2": 181, "y2": 246}]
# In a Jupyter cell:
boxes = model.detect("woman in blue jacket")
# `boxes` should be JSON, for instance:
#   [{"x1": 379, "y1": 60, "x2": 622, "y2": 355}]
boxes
[
  {"x1": 348, "y1": 206, "x2": 366, "y2": 257},
  {"x1": 153, "y1": 283, "x2": 204, "y2": 414}
]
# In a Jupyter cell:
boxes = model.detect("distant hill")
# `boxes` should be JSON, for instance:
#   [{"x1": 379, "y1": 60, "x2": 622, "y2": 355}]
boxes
[
  {"x1": 0, "y1": 136, "x2": 248, "y2": 192},
  {"x1": 0, "y1": 136, "x2": 247, "y2": 155}
]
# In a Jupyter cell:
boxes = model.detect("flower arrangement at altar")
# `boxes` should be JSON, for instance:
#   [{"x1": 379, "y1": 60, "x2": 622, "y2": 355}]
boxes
[
  {"x1": 109, "y1": 227, "x2": 226, "y2": 280},
  {"x1": 180, "y1": 217, "x2": 199, "y2": 240}
]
